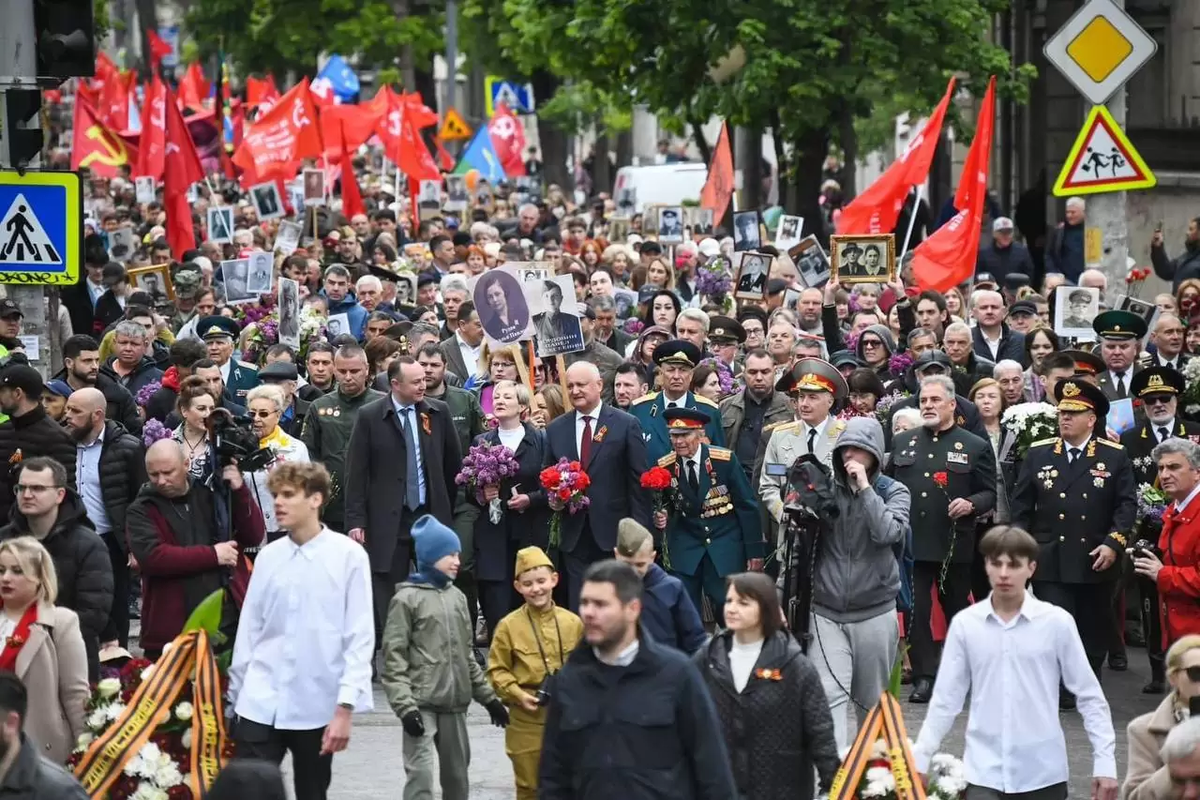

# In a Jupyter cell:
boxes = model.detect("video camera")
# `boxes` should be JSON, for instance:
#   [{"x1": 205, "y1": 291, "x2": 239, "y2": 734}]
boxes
[
  {"x1": 777, "y1": 454, "x2": 837, "y2": 653},
  {"x1": 208, "y1": 408, "x2": 275, "y2": 473},
  {"x1": 782, "y1": 455, "x2": 839, "y2": 524}
]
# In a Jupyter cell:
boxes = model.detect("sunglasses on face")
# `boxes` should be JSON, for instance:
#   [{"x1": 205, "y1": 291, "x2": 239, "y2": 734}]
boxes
[
  {"x1": 1145, "y1": 395, "x2": 1173, "y2": 406},
  {"x1": 247, "y1": 410, "x2": 277, "y2": 419}
]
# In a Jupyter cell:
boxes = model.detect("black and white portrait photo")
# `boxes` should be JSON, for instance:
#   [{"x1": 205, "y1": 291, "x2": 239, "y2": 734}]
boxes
[
  {"x1": 691, "y1": 207, "x2": 715, "y2": 237},
  {"x1": 775, "y1": 215, "x2": 803, "y2": 250},
  {"x1": 444, "y1": 175, "x2": 468, "y2": 212},
  {"x1": 418, "y1": 179, "x2": 442, "y2": 208},
  {"x1": 327, "y1": 312, "x2": 350, "y2": 339},
  {"x1": 392, "y1": 272, "x2": 416, "y2": 308},
  {"x1": 107, "y1": 228, "x2": 136, "y2": 262},
  {"x1": 216, "y1": 258, "x2": 253, "y2": 304},
  {"x1": 831, "y1": 234, "x2": 895, "y2": 284},
  {"x1": 303, "y1": 169, "x2": 325, "y2": 207},
  {"x1": 1055, "y1": 285, "x2": 1100, "y2": 339},
  {"x1": 615, "y1": 186, "x2": 636, "y2": 215},
  {"x1": 274, "y1": 220, "x2": 302, "y2": 256},
  {"x1": 278, "y1": 277, "x2": 300, "y2": 348},
  {"x1": 733, "y1": 210, "x2": 762, "y2": 252},
  {"x1": 607, "y1": 217, "x2": 630, "y2": 244},
  {"x1": 788, "y1": 236, "x2": 831, "y2": 289},
  {"x1": 734, "y1": 252, "x2": 770, "y2": 300},
  {"x1": 207, "y1": 207, "x2": 234, "y2": 244},
  {"x1": 251, "y1": 181, "x2": 285, "y2": 221},
  {"x1": 246, "y1": 252, "x2": 273, "y2": 295},
  {"x1": 1116, "y1": 294, "x2": 1159, "y2": 332},
  {"x1": 473, "y1": 268, "x2": 531, "y2": 345},
  {"x1": 658, "y1": 206, "x2": 684, "y2": 243},
  {"x1": 530, "y1": 275, "x2": 584, "y2": 357},
  {"x1": 135, "y1": 176, "x2": 156, "y2": 205}
]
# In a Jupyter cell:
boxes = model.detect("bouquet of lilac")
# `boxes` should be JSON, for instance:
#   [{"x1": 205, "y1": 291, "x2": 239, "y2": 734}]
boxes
[
  {"x1": 873, "y1": 390, "x2": 908, "y2": 424},
  {"x1": 142, "y1": 419, "x2": 173, "y2": 448},
  {"x1": 888, "y1": 351, "x2": 914, "y2": 376},
  {"x1": 455, "y1": 441, "x2": 520, "y2": 523},
  {"x1": 135, "y1": 381, "x2": 161, "y2": 409},
  {"x1": 1137, "y1": 483, "x2": 1168, "y2": 523},
  {"x1": 698, "y1": 357, "x2": 735, "y2": 397},
  {"x1": 623, "y1": 318, "x2": 645, "y2": 336},
  {"x1": 694, "y1": 261, "x2": 732, "y2": 300}
]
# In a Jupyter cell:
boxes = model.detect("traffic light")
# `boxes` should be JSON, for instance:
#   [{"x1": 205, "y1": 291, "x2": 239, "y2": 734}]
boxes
[
  {"x1": 34, "y1": 0, "x2": 95, "y2": 81},
  {"x1": 2, "y1": 90, "x2": 44, "y2": 169}
]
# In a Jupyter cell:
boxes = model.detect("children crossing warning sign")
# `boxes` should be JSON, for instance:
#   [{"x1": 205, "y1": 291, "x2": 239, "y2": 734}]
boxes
[
  {"x1": 438, "y1": 108, "x2": 473, "y2": 141},
  {"x1": 1053, "y1": 105, "x2": 1156, "y2": 196},
  {"x1": 0, "y1": 170, "x2": 81, "y2": 285}
]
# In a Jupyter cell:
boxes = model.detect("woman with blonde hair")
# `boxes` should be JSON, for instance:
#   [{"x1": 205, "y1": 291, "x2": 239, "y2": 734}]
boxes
[
  {"x1": 241, "y1": 384, "x2": 310, "y2": 542},
  {"x1": 530, "y1": 384, "x2": 565, "y2": 429},
  {"x1": 0, "y1": 536, "x2": 87, "y2": 764},
  {"x1": 470, "y1": 343, "x2": 530, "y2": 418},
  {"x1": 1124, "y1": 635, "x2": 1200, "y2": 799},
  {"x1": 644, "y1": 257, "x2": 677, "y2": 291}
]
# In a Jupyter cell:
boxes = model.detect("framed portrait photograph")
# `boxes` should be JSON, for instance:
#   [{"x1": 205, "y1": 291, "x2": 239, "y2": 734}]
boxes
[
  {"x1": 830, "y1": 234, "x2": 895, "y2": 284},
  {"x1": 641, "y1": 204, "x2": 664, "y2": 240},
  {"x1": 207, "y1": 206, "x2": 234, "y2": 244},
  {"x1": 444, "y1": 175, "x2": 468, "y2": 212},
  {"x1": 135, "y1": 176, "x2": 156, "y2": 205},
  {"x1": 788, "y1": 236, "x2": 831, "y2": 289},
  {"x1": 690, "y1": 207, "x2": 715, "y2": 238},
  {"x1": 215, "y1": 258, "x2": 255, "y2": 305},
  {"x1": 417, "y1": 179, "x2": 442, "y2": 209},
  {"x1": 274, "y1": 220, "x2": 302, "y2": 256},
  {"x1": 473, "y1": 180, "x2": 495, "y2": 213},
  {"x1": 607, "y1": 216, "x2": 630, "y2": 244},
  {"x1": 615, "y1": 185, "x2": 636, "y2": 216},
  {"x1": 127, "y1": 264, "x2": 173, "y2": 303},
  {"x1": 277, "y1": 277, "x2": 301, "y2": 348},
  {"x1": 250, "y1": 181, "x2": 285, "y2": 221},
  {"x1": 526, "y1": 273, "x2": 585, "y2": 357},
  {"x1": 732, "y1": 210, "x2": 762, "y2": 252},
  {"x1": 246, "y1": 251, "x2": 274, "y2": 296},
  {"x1": 775, "y1": 215, "x2": 804, "y2": 250},
  {"x1": 1116, "y1": 293, "x2": 1160, "y2": 332},
  {"x1": 657, "y1": 205, "x2": 685, "y2": 244},
  {"x1": 393, "y1": 272, "x2": 418, "y2": 308},
  {"x1": 302, "y1": 169, "x2": 326, "y2": 207},
  {"x1": 107, "y1": 227, "x2": 137, "y2": 262},
  {"x1": 1054, "y1": 285, "x2": 1100, "y2": 339},
  {"x1": 733, "y1": 251, "x2": 771, "y2": 301},
  {"x1": 471, "y1": 266, "x2": 533, "y2": 347}
]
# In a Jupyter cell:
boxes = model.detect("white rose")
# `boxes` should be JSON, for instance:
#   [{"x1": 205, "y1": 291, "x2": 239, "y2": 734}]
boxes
[
  {"x1": 174, "y1": 701, "x2": 194, "y2": 722},
  {"x1": 97, "y1": 677, "x2": 122, "y2": 699},
  {"x1": 86, "y1": 709, "x2": 107, "y2": 731},
  {"x1": 181, "y1": 729, "x2": 192, "y2": 749},
  {"x1": 103, "y1": 701, "x2": 126, "y2": 722}
]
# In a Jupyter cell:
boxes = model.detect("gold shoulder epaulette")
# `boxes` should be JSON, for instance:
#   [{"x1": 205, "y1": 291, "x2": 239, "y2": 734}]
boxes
[
  {"x1": 657, "y1": 453, "x2": 677, "y2": 467},
  {"x1": 709, "y1": 447, "x2": 732, "y2": 461},
  {"x1": 1098, "y1": 438, "x2": 1124, "y2": 449},
  {"x1": 632, "y1": 392, "x2": 658, "y2": 405},
  {"x1": 695, "y1": 394, "x2": 719, "y2": 408},
  {"x1": 829, "y1": 420, "x2": 846, "y2": 437},
  {"x1": 769, "y1": 421, "x2": 801, "y2": 435},
  {"x1": 1030, "y1": 437, "x2": 1058, "y2": 447}
]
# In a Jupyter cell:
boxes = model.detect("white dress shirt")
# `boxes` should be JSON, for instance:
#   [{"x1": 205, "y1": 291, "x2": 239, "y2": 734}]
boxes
[
  {"x1": 913, "y1": 593, "x2": 1116, "y2": 790},
  {"x1": 392, "y1": 398, "x2": 426, "y2": 504},
  {"x1": 456, "y1": 332, "x2": 481, "y2": 379},
  {"x1": 228, "y1": 527, "x2": 375, "y2": 729},
  {"x1": 1175, "y1": 481, "x2": 1200, "y2": 514},
  {"x1": 575, "y1": 402, "x2": 603, "y2": 457},
  {"x1": 801, "y1": 416, "x2": 831, "y2": 453}
]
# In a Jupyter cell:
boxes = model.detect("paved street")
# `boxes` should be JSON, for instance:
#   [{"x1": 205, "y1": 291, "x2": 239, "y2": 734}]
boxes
[{"x1": 313, "y1": 650, "x2": 1162, "y2": 798}]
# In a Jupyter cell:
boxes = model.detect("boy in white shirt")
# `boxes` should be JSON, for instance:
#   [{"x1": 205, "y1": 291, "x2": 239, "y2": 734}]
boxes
[{"x1": 912, "y1": 525, "x2": 1118, "y2": 800}]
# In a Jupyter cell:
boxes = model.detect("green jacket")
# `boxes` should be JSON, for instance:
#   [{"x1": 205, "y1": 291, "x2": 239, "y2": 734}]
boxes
[
  {"x1": 430, "y1": 385, "x2": 487, "y2": 456},
  {"x1": 382, "y1": 581, "x2": 497, "y2": 716},
  {"x1": 299, "y1": 387, "x2": 384, "y2": 524}
]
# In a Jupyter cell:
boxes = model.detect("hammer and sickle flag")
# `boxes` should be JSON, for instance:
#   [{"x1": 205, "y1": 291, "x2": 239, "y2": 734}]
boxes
[{"x1": 71, "y1": 99, "x2": 136, "y2": 178}]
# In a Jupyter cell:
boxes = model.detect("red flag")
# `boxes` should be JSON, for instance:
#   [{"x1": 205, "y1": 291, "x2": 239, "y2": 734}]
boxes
[
  {"x1": 71, "y1": 99, "x2": 137, "y2": 178},
  {"x1": 488, "y1": 103, "x2": 526, "y2": 177},
  {"x1": 94, "y1": 53, "x2": 118, "y2": 88},
  {"x1": 433, "y1": 136, "x2": 454, "y2": 172},
  {"x1": 146, "y1": 29, "x2": 173, "y2": 72},
  {"x1": 233, "y1": 78, "x2": 323, "y2": 182},
  {"x1": 911, "y1": 77, "x2": 996, "y2": 293},
  {"x1": 839, "y1": 77, "x2": 955, "y2": 235},
  {"x1": 163, "y1": 84, "x2": 204, "y2": 259},
  {"x1": 375, "y1": 92, "x2": 440, "y2": 180},
  {"x1": 699, "y1": 123, "x2": 734, "y2": 220},
  {"x1": 178, "y1": 63, "x2": 210, "y2": 111},
  {"x1": 75, "y1": 79, "x2": 99, "y2": 110},
  {"x1": 134, "y1": 76, "x2": 167, "y2": 182},
  {"x1": 403, "y1": 92, "x2": 439, "y2": 129},
  {"x1": 100, "y1": 69, "x2": 133, "y2": 131},
  {"x1": 340, "y1": 122, "x2": 366, "y2": 219},
  {"x1": 309, "y1": 77, "x2": 339, "y2": 108},
  {"x1": 321, "y1": 104, "x2": 383, "y2": 164},
  {"x1": 245, "y1": 75, "x2": 280, "y2": 111}
]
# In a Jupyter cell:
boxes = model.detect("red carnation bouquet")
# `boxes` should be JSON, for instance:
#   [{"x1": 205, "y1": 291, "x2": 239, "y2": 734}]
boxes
[
  {"x1": 540, "y1": 457, "x2": 591, "y2": 547},
  {"x1": 640, "y1": 466, "x2": 675, "y2": 528}
]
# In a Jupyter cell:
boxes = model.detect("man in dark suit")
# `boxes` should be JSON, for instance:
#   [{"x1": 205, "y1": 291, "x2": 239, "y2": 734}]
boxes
[
  {"x1": 344, "y1": 357, "x2": 463, "y2": 644},
  {"x1": 1010, "y1": 378, "x2": 1136, "y2": 698},
  {"x1": 888, "y1": 372, "x2": 996, "y2": 703},
  {"x1": 544, "y1": 361, "x2": 651, "y2": 610},
  {"x1": 436, "y1": 301, "x2": 484, "y2": 384},
  {"x1": 1093, "y1": 310, "x2": 1147, "y2": 401},
  {"x1": 1148, "y1": 312, "x2": 1189, "y2": 372},
  {"x1": 1121, "y1": 367, "x2": 1200, "y2": 692}
]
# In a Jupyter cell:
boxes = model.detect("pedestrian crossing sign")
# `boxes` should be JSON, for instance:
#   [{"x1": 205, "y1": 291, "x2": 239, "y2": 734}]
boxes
[
  {"x1": 0, "y1": 170, "x2": 81, "y2": 285},
  {"x1": 1052, "y1": 105, "x2": 1156, "y2": 197},
  {"x1": 438, "y1": 108, "x2": 473, "y2": 141}
]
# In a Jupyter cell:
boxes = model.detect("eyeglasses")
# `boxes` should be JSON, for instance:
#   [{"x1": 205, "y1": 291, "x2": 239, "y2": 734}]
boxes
[
  {"x1": 861, "y1": 339, "x2": 883, "y2": 349},
  {"x1": 1184, "y1": 666, "x2": 1200, "y2": 682},
  {"x1": 14, "y1": 484, "x2": 59, "y2": 496},
  {"x1": 247, "y1": 410, "x2": 278, "y2": 419},
  {"x1": 1145, "y1": 395, "x2": 1174, "y2": 406}
]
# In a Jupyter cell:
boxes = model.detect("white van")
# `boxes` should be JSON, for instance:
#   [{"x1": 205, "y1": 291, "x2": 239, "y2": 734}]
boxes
[{"x1": 612, "y1": 163, "x2": 709, "y2": 215}]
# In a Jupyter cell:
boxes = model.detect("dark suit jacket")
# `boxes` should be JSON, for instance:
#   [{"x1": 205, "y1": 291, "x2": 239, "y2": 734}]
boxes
[
  {"x1": 344, "y1": 395, "x2": 463, "y2": 571},
  {"x1": 543, "y1": 404, "x2": 651, "y2": 552},
  {"x1": 1098, "y1": 367, "x2": 1143, "y2": 401},
  {"x1": 438, "y1": 336, "x2": 473, "y2": 383},
  {"x1": 470, "y1": 423, "x2": 551, "y2": 582},
  {"x1": 972, "y1": 324, "x2": 1027, "y2": 368}
]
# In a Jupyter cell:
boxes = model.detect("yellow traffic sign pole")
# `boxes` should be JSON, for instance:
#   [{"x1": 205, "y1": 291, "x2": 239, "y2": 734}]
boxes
[{"x1": 1087, "y1": 53, "x2": 1130, "y2": 295}]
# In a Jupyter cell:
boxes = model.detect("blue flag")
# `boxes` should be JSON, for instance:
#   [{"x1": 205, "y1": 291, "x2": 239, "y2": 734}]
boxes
[
  {"x1": 317, "y1": 55, "x2": 360, "y2": 101},
  {"x1": 452, "y1": 128, "x2": 507, "y2": 182}
]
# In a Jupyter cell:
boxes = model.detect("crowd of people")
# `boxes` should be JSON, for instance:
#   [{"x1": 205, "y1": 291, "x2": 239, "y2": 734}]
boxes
[{"x1": 2, "y1": 158, "x2": 1200, "y2": 798}]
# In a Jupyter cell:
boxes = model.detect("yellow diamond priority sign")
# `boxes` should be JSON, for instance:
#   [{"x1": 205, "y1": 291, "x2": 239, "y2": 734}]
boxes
[{"x1": 1044, "y1": 0, "x2": 1157, "y2": 106}]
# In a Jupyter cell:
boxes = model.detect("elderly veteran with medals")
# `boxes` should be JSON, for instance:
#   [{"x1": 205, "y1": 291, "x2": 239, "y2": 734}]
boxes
[
  {"x1": 1010, "y1": 378, "x2": 1137, "y2": 698},
  {"x1": 630, "y1": 340, "x2": 725, "y2": 463},
  {"x1": 652, "y1": 408, "x2": 762, "y2": 621},
  {"x1": 197, "y1": 315, "x2": 260, "y2": 401},
  {"x1": 759, "y1": 358, "x2": 847, "y2": 525}
]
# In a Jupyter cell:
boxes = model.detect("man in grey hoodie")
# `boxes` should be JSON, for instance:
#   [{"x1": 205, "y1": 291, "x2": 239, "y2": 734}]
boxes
[{"x1": 809, "y1": 416, "x2": 911, "y2": 750}]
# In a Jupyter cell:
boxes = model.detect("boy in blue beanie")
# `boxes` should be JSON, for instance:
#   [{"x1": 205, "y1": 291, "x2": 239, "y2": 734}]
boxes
[{"x1": 381, "y1": 514, "x2": 510, "y2": 800}]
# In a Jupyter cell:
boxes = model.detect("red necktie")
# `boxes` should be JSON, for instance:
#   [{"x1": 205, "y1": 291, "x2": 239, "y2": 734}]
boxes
[{"x1": 580, "y1": 415, "x2": 593, "y2": 465}]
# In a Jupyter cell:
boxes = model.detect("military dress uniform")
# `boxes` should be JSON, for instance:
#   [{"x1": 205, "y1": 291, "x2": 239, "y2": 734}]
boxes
[
  {"x1": 197, "y1": 315, "x2": 260, "y2": 401},
  {"x1": 1010, "y1": 379, "x2": 1137, "y2": 678},
  {"x1": 888, "y1": 420, "x2": 995, "y2": 698},
  {"x1": 658, "y1": 410, "x2": 761, "y2": 621},
  {"x1": 1120, "y1": 367, "x2": 1200, "y2": 689},
  {"x1": 630, "y1": 341, "x2": 725, "y2": 463},
  {"x1": 299, "y1": 386, "x2": 386, "y2": 530}
]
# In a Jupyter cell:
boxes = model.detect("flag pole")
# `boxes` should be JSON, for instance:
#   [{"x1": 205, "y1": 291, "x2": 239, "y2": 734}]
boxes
[{"x1": 898, "y1": 185, "x2": 923, "y2": 263}]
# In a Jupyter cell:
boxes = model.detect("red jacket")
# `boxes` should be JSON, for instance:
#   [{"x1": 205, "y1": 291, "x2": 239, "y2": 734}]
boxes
[{"x1": 1157, "y1": 498, "x2": 1200, "y2": 644}]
